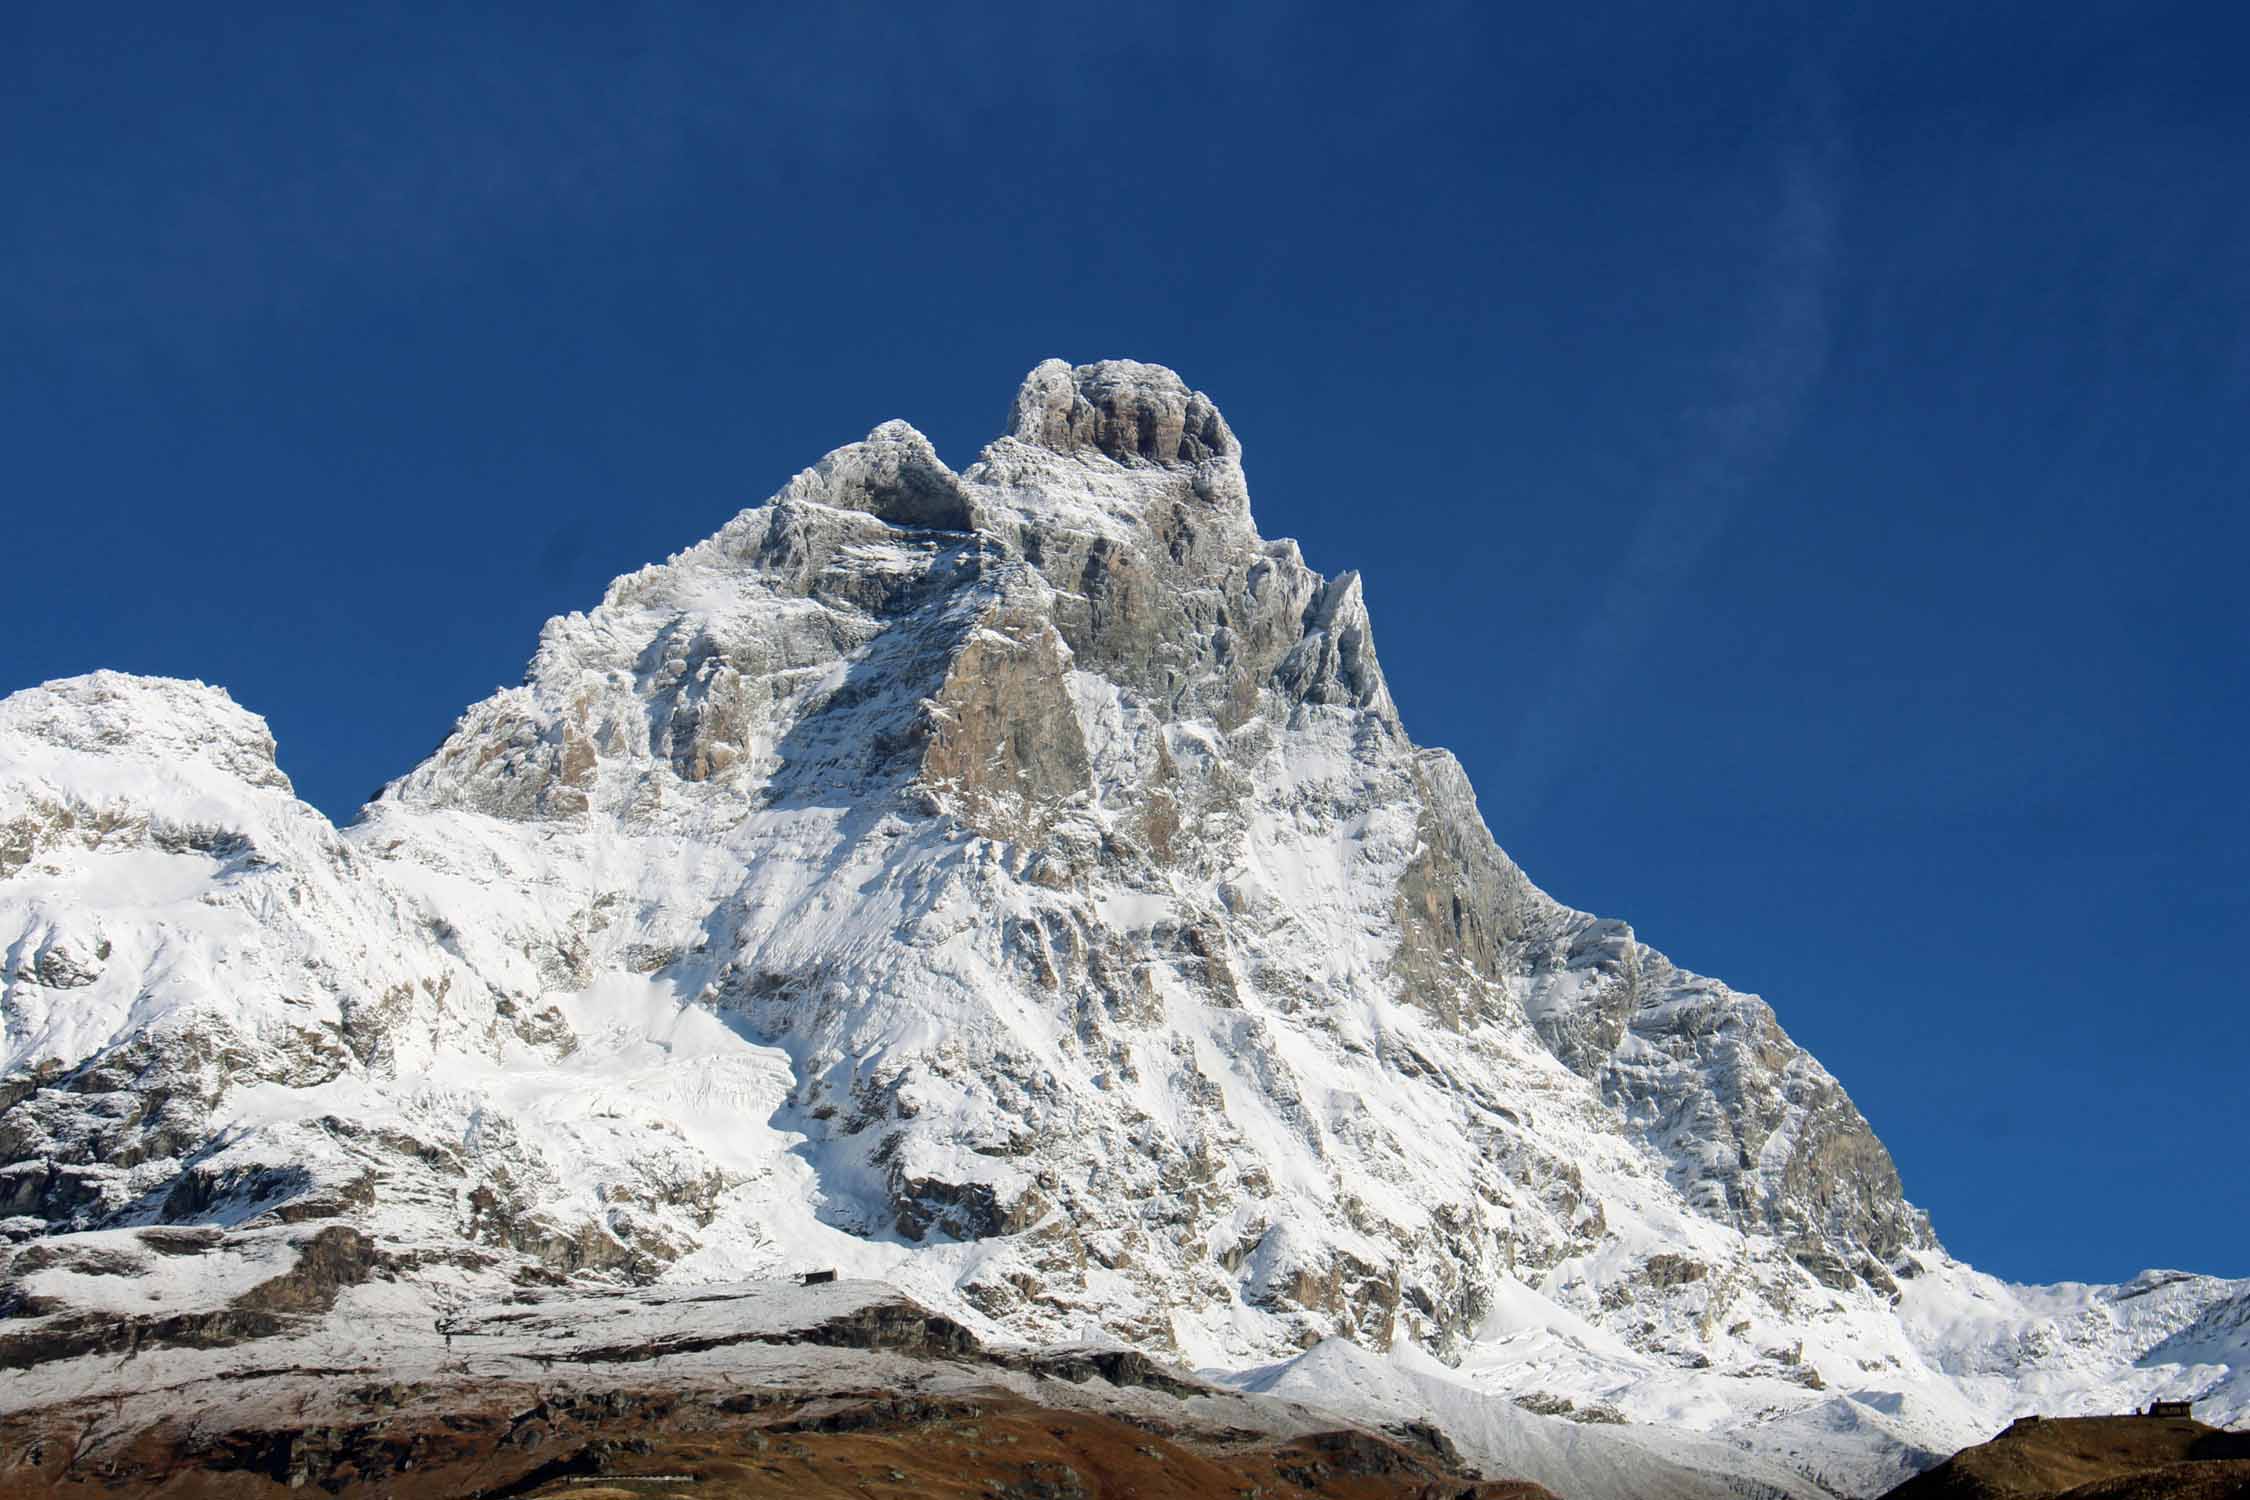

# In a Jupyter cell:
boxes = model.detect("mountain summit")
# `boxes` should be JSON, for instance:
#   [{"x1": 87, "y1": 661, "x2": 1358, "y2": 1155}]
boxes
[{"x1": 2, "y1": 361, "x2": 2240, "y2": 1499}]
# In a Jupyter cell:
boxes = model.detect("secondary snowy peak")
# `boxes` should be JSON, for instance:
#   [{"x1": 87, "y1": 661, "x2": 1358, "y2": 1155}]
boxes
[
  {"x1": 0, "y1": 672, "x2": 293, "y2": 802},
  {"x1": 2, "y1": 359, "x2": 2238, "y2": 1500}
]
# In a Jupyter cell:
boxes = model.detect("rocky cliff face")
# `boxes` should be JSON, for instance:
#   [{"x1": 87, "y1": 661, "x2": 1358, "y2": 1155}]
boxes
[{"x1": 1, "y1": 361, "x2": 2238, "y2": 1500}]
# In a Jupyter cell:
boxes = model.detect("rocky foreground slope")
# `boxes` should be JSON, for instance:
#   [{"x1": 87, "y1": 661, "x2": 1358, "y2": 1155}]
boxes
[
  {"x1": 2, "y1": 360, "x2": 2242, "y2": 1497},
  {"x1": 1879, "y1": 1414, "x2": 2250, "y2": 1499},
  {"x1": 0, "y1": 1263, "x2": 1554, "y2": 1500}
]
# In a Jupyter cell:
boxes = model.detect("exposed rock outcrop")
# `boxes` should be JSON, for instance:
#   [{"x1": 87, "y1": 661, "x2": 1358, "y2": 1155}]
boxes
[
  {"x1": 1008, "y1": 357, "x2": 1236, "y2": 469},
  {"x1": 782, "y1": 419, "x2": 977, "y2": 532}
]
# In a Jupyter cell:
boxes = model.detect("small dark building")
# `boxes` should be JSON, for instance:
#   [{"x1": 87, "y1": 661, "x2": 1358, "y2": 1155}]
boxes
[
  {"x1": 2145, "y1": 1400, "x2": 2193, "y2": 1419},
  {"x1": 799, "y1": 1268, "x2": 837, "y2": 1286}
]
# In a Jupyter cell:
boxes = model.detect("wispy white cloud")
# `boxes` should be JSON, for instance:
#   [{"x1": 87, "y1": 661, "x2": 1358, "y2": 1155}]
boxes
[{"x1": 1491, "y1": 71, "x2": 1843, "y2": 816}]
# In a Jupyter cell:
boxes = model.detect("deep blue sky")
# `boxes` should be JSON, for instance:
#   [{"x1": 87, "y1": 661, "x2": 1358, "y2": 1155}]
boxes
[{"x1": 6, "y1": 2, "x2": 2244, "y2": 1286}]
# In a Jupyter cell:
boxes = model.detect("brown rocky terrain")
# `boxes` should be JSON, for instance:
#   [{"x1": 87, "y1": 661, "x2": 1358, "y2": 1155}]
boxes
[
  {"x1": 0, "y1": 1379, "x2": 1554, "y2": 1500},
  {"x1": 0, "y1": 1268, "x2": 1555, "y2": 1500},
  {"x1": 1880, "y1": 1415, "x2": 2250, "y2": 1500}
]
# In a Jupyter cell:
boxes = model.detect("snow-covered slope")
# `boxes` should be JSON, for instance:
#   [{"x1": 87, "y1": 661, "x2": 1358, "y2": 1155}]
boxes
[{"x1": 2, "y1": 360, "x2": 2239, "y2": 1497}]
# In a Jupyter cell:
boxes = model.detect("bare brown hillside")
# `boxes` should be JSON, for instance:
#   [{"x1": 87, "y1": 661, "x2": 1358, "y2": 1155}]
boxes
[
  {"x1": 1880, "y1": 1415, "x2": 2250, "y2": 1500},
  {"x1": 0, "y1": 1381, "x2": 1554, "y2": 1500}
]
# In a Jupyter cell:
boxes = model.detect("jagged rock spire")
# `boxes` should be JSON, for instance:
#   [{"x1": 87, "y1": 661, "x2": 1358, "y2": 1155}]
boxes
[{"x1": 1006, "y1": 359, "x2": 1237, "y2": 468}]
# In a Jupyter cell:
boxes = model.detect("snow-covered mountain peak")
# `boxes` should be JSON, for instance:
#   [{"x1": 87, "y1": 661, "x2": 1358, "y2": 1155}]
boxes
[{"x1": 3, "y1": 361, "x2": 2241, "y2": 1500}]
